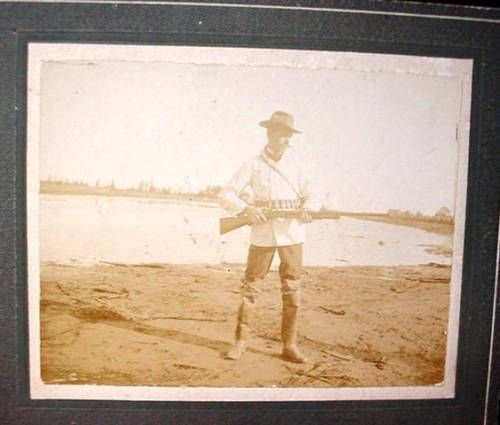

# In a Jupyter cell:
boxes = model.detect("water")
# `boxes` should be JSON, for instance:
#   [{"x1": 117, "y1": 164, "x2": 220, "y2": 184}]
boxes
[{"x1": 40, "y1": 194, "x2": 452, "y2": 267}]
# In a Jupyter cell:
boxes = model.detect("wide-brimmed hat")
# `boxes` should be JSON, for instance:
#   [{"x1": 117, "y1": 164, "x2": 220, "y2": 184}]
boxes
[{"x1": 259, "y1": 111, "x2": 301, "y2": 134}]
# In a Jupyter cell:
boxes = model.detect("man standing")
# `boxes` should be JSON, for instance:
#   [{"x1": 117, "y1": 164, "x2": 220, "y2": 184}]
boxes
[{"x1": 219, "y1": 111, "x2": 320, "y2": 363}]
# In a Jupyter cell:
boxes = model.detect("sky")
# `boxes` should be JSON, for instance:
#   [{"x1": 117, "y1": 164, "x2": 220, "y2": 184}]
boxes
[{"x1": 37, "y1": 48, "x2": 469, "y2": 215}]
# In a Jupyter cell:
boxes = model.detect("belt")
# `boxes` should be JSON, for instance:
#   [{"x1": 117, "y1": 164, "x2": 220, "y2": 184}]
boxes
[{"x1": 254, "y1": 199, "x2": 302, "y2": 210}]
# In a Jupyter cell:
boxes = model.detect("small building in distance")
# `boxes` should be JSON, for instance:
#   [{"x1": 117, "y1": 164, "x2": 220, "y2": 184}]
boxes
[
  {"x1": 434, "y1": 207, "x2": 453, "y2": 222},
  {"x1": 387, "y1": 209, "x2": 402, "y2": 217},
  {"x1": 435, "y1": 207, "x2": 452, "y2": 217}
]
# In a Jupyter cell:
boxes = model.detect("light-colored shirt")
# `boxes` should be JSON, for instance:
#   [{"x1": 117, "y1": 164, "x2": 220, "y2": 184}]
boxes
[{"x1": 219, "y1": 148, "x2": 321, "y2": 247}]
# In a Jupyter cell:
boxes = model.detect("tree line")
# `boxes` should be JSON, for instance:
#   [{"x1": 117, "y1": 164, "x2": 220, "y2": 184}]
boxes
[{"x1": 41, "y1": 177, "x2": 222, "y2": 199}]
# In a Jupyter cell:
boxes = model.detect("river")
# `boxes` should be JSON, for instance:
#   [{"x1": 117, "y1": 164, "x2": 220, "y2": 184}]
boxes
[{"x1": 39, "y1": 194, "x2": 452, "y2": 267}]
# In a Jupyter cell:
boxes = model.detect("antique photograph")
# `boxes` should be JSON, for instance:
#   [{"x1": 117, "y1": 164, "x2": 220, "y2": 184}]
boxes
[{"x1": 27, "y1": 43, "x2": 472, "y2": 401}]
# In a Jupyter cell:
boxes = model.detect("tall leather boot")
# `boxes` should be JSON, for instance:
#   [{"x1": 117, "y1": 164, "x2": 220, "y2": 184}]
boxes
[
  {"x1": 281, "y1": 292, "x2": 307, "y2": 363},
  {"x1": 225, "y1": 296, "x2": 254, "y2": 360}
]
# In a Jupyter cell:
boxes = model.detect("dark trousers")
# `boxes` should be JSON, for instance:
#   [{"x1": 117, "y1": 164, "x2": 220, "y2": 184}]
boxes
[{"x1": 240, "y1": 243, "x2": 303, "y2": 299}]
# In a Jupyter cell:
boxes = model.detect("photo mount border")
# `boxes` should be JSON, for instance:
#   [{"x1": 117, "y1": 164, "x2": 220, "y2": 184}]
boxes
[{"x1": 1, "y1": 2, "x2": 498, "y2": 425}]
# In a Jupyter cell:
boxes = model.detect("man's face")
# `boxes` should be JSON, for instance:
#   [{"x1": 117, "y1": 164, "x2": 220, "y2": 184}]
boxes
[{"x1": 266, "y1": 127, "x2": 293, "y2": 160}]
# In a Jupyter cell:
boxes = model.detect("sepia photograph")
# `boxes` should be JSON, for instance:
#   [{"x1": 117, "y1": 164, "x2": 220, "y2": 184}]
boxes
[{"x1": 27, "y1": 43, "x2": 472, "y2": 401}]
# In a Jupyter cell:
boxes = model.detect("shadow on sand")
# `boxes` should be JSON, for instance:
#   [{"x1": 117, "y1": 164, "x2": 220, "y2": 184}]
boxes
[{"x1": 70, "y1": 305, "x2": 281, "y2": 360}]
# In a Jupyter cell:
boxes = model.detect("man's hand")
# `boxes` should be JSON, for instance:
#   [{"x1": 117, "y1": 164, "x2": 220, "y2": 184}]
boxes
[
  {"x1": 243, "y1": 206, "x2": 268, "y2": 225},
  {"x1": 299, "y1": 209, "x2": 313, "y2": 223}
]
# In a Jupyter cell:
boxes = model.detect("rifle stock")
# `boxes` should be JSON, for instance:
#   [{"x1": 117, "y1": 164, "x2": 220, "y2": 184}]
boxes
[{"x1": 219, "y1": 210, "x2": 341, "y2": 235}]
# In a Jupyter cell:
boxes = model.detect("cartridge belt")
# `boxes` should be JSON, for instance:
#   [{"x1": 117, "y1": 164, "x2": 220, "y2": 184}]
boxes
[{"x1": 253, "y1": 199, "x2": 302, "y2": 210}]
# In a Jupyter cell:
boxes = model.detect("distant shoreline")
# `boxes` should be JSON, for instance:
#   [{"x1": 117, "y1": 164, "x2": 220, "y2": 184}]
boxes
[
  {"x1": 40, "y1": 183, "x2": 453, "y2": 236},
  {"x1": 40, "y1": 182, "x2": 219, "y2": 205},
  {"x1": 351, "y1": 215, "x2": 454, "y2": 237}
]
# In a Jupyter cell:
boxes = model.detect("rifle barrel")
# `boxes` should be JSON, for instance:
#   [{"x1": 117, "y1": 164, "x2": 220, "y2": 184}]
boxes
[
  {"x1": 263, "y1": 210, "x2": 340, "y2": 219},
  {"x1": 219, "y1": 209, "x2": 340, "y2": 235}
]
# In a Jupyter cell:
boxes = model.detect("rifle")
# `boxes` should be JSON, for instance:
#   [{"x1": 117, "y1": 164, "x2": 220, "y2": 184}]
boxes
[{"x1": 220, "y1": 209, "x2": 341, "y2": 235}]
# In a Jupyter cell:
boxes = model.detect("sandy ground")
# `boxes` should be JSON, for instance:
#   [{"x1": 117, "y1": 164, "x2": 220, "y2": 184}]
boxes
[{"x1": 40, "y1": 261, "x2": 451, "y2": 388}]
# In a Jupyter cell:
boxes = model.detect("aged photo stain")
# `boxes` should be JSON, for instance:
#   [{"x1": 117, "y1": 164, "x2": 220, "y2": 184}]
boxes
[{"x1": 29, "y1": 45, "x2": 471, "y2": 398}]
